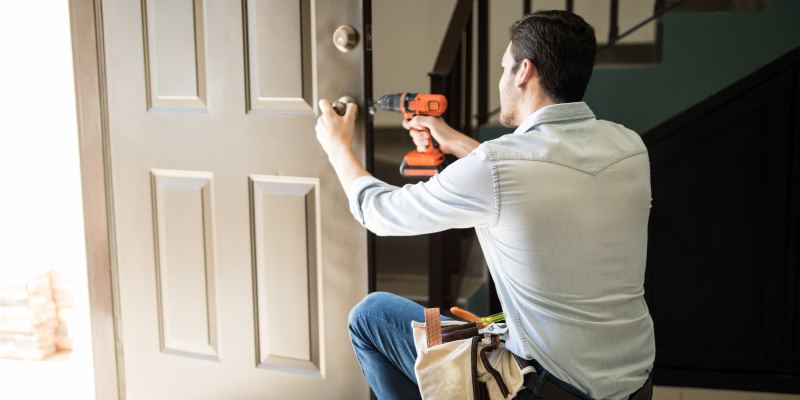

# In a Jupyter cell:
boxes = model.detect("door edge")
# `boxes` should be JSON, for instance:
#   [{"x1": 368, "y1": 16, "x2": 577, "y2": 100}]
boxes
[{"x1": 69, "y1": 0, "x2": 125, "y2": 398}]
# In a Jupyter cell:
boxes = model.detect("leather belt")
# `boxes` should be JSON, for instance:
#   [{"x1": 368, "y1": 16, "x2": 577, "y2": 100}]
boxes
[{"x1": 514, "y1": 355, "x2": 653, "y2": 400}]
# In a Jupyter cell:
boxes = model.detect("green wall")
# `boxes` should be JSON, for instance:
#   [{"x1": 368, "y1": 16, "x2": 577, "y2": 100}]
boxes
[
  {"x1": 480, "y1": 0, "x2": 800, "y2": 142},
  {"x1": 584, "y1": 0, "x2": 800, "y2": 135}
]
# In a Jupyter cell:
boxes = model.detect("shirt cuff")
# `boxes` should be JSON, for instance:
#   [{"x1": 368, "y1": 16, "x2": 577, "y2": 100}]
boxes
[{"x1": 347, "y1": 175, "x2": 383, "y2": 226}]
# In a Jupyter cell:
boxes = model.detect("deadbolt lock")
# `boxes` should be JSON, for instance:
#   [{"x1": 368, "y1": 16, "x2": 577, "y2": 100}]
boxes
[{"x1": 333, "y1": 25, "x2": 358, "y2": 52}]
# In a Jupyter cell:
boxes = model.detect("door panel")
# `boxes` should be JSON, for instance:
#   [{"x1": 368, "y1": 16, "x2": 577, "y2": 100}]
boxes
[
  {"x1": 250, "y1": 175, "x2": 321, "y2": 377},
  {"x1": 150, "y1": 169, "x2": 219, "y2": 361},
  {"x1": 243, "y1": 0, "x2": 314, "y2": 113},
  {"x1": 103, "y1": 0, "x2": 369, "y2": 398},
  {"x1": 142, "y1": 0, "x2": 207, "y2": 110}
]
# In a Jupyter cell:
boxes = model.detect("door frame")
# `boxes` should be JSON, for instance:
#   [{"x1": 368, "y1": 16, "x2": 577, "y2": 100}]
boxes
[{"x1": 69, "y1": 0, "x2": 122, "y2": 398}]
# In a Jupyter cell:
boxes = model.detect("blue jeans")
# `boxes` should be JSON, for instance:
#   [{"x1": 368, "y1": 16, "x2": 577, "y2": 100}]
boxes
[{"x1": 347, "y1": 292, "x2": 653, "y2": 400}]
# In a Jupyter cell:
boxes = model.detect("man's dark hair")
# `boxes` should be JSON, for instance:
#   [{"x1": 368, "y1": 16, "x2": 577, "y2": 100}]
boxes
[{"x1": 509, "y1": 10, "x2": 596, "y2": 103}]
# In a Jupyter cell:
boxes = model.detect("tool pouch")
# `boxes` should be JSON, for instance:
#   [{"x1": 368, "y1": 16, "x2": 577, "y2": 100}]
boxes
[{"x1": 412, "y1": 308, "x2": 534, "y2": 400}]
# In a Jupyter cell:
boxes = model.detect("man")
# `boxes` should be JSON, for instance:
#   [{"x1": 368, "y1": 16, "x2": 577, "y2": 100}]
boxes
[{"x1": 315, "y1": 10, "x2": 654, "y2": 400}]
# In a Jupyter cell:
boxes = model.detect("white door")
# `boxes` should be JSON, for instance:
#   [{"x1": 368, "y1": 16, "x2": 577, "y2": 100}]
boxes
[{"x1": 101, "y1": 0, "x2": 369, "y2": 398}]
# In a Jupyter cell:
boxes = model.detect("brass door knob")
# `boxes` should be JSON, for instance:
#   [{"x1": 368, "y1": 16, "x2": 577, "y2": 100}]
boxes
[{"x1": 332, "y1": 96, "x2": 357, "y2": 116}]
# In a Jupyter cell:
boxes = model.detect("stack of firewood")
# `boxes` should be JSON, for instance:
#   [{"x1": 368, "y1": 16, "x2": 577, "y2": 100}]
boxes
[
  {"x1": 49, "y1": 271, "x2": 74, "y2": 351},
  {"x1": 0, "y1": 273, "x2": 58, "y2": 360}
]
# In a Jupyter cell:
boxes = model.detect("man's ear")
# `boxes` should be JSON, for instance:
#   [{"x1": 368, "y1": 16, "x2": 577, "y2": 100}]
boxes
[{"x1": 516, "y1": 59, "x2": 536, "y2": 88}]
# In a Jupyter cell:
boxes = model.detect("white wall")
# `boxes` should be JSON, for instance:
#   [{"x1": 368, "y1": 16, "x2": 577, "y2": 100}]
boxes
[
  {"x1": 372, "y1": 0, "x2": 457, "y2": 127},
  {"x1": 0, "y1": 1, "x2": 95, "y2": 397},
  {"x1": 373, "y1": 0, "x2": 656, "y2": 128},
  {"x1": 0, "y1": 2, "x2": 86, "y2": 281}
]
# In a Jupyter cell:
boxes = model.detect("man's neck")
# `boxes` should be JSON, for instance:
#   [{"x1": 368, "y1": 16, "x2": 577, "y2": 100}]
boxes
[{"x1": 516, "y1": 92, "x2": 560, "y2": 125}]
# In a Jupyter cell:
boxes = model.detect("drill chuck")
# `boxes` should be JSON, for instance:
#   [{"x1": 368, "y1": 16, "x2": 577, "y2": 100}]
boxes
[
  {"x1": 376, "y1": 92, "x2": 446, "y2": 116},
  {"x1": 376, "y1": 93, "x2": 407, "y2": 113}
]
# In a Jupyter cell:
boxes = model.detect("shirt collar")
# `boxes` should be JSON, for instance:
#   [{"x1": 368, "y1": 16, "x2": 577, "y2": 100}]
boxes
[{"x1": 513, "y1": 102, "x2": 596, "y2": 134}]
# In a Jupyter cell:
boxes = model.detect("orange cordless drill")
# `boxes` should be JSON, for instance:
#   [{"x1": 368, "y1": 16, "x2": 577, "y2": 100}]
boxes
[{"x1": 376, "y1": 93, "x2": 448, "y2": 177}]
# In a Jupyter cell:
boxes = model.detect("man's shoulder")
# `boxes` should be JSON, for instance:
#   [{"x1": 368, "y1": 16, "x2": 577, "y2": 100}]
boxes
[
  {"x1": 474, "y1": 128, "x2": 557, "y2": 162},
  {"x1": 475, "y1": 119, "x2": 647, "y2": 174},
  {"x1": 591, "y1": 119, "x2": 648, "y2": 155},
  {"x1": 475, "y1": 132, "x2": 527, "y2": 156}
]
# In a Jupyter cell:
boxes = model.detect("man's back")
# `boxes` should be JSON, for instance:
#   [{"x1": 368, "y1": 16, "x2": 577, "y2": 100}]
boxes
[{"x1": 477, "y1": 102, "x2": 655, "y2": 399}]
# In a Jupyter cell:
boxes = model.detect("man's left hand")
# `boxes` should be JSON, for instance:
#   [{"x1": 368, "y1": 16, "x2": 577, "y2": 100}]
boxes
[{"x1": 316, "y1": 99, "x2": 358, "y2": 162}]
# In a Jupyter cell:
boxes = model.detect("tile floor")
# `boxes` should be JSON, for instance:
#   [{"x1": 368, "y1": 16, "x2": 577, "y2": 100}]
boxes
[{"x1": 2, "y1": 354, "x2": 799, "y2": 400}]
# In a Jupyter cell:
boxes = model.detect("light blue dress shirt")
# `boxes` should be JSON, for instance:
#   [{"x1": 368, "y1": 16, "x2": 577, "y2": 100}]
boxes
[{"x1": 348, "y1": 102, "x2": 655, "y2": 400}]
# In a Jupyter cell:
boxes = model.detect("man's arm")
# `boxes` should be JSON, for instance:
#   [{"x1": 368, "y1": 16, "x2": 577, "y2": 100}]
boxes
[
  {"x1": 315, "y1": 99, "x2": 495, "y2": 236},
  {"x1": 347, "y1": 153, "x2": 496, "y2": 236},
  {"x1": 315, "y1": 99, "x2": 371, "y2": 194}
]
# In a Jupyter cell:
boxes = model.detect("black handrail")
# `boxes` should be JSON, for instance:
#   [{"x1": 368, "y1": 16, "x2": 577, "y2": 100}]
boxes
[
  {"x1": 600, "y1": 0, "x2": 688, "y2": 51},
  {"x1": 477, "y1": 0, "x2": 489, "y2": 127},
  {"x1": 430, "y1": 0, "x2": 473, "y2": 78},
  {"x1": 609, "y1": 0, "x2": 620, "y2": 44},
  {"x1": 430, "y1": 0, "x2": 474, "y2": 139}
]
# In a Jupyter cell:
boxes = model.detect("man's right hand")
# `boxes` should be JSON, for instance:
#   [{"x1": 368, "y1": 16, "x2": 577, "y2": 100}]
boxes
[{"x1": 404, "y1": 116, "x2": 480, "y2": 159}]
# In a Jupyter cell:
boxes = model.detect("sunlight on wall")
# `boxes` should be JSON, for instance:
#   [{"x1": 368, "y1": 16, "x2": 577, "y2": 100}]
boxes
[{"x1": 0, "y1": 0, "x2": 95, "y2": 398}]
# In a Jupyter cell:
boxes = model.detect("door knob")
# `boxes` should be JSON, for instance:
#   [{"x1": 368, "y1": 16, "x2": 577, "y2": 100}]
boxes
[
  {"x1": 331, "y1": 96, "x2": 357, "y2": 116},
  {"x1": 333, "y1": 25, "x2": 358, "y2": 52}
]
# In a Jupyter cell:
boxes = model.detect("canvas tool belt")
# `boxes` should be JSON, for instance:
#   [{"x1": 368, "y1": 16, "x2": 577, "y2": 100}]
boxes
[
  {"x1": 413, "y1": 308, "x2": 653, "y2": 400},
  {"x1": 412, "y1": 308, "x2": 534, "y2": 400}
]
